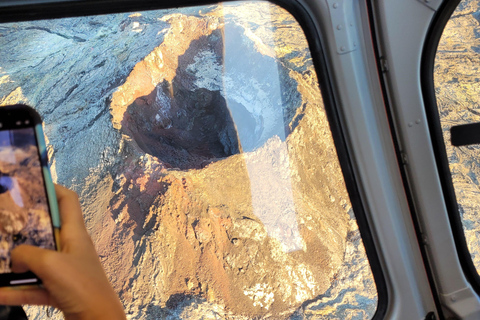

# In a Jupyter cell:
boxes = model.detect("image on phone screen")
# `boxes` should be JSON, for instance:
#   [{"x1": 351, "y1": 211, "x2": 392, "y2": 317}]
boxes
[{"x1": 0, "y1": 127, "x2": 55, "y2": 274}]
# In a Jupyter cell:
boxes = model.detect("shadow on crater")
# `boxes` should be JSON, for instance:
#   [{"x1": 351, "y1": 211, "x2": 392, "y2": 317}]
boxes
[
  {"x1": 123, "y1": 80, "x2": 240, "y2": 170},
  {"x1": 122, "y1": 29, "x2": 243, "y2": 170},
  {"x1": 122, "y1": 24, "x2": 302, "y2": 170}
]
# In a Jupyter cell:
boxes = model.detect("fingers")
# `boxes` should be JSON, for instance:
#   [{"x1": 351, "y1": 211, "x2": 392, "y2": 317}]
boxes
[
  {"x1": 0, "y1": 286, "x2": 51, "y2": 306},
  {"x1": 10, "y1": 245, "x2": 56, "y2": 276},
  {"x1": 54, "y1": 184, "x2": 85, "y2": 228},
  {"x1": 0, "y1": 185, "x2": 75, "y2": 307},
  {"x1": 0, "y1": 245, "x2": 55, "y2": 307},
  {"x1": 54, "y1": 185, "x2": 89, "y2": 245}
]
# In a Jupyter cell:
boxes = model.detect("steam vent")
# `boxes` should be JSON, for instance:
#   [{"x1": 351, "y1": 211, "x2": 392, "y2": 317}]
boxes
[{"x1": 0, "y1": 2, "x2": 377, "y2": 319}]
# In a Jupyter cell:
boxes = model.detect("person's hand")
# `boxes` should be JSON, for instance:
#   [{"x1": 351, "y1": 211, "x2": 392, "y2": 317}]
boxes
[{"x1": 0, "y1": 185, "x2": 126, "y2": 320}]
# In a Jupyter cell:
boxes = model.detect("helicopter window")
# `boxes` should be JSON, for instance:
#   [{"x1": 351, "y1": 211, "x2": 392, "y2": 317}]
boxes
[
  {"x1": 0, "y1": 1, "x2": 379, "y2": 319},
  {"x1": 432, "y1": 0, "x2": 480, "y2": 278}
]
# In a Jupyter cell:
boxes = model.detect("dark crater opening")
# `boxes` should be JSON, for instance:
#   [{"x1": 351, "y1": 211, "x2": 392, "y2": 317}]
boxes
[
  {"x1": 122, "y1": 23, "x2": 303, "y2": 170},
  {"x1": 123, "y1": 28, "x2": 241, "y2": 170},
  {"x1": 124, "y1": 80, "x2": 239, "y2": 170}
]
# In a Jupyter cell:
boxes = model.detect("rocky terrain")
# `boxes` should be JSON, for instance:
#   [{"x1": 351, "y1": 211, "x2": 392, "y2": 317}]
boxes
[
  {"x1": 0, "y1": 2, "x2": 376, "y2": 319},
  {"x1": 434, "y1": 0, "x2": 480, "y2": 272}
]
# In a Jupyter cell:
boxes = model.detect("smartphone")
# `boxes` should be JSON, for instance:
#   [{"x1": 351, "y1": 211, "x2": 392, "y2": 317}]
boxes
[{"x1": 0, "y1": 104, "x2": 60, "y2": 287}]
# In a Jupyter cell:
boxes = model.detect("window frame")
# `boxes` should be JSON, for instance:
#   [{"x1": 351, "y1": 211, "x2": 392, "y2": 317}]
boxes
[
  {"x1": 368, "y1": 0, "x2": 480, "y2": 318},
  {"x1": 1, "y1": 0, "x2": 457, "y2": 318},
  {"x1": 420, "y1": 0, "x2": 480, "y2": 294}
]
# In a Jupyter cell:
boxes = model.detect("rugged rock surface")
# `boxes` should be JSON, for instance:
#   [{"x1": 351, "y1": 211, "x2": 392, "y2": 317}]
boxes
[{"x1": 0, "y1": 2, "x2": 377, "y2": 319}]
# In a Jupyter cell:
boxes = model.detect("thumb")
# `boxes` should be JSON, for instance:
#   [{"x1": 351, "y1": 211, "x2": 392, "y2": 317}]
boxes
[{"x1": 10, "y1": 245, "x2": 57, "y2": 279}]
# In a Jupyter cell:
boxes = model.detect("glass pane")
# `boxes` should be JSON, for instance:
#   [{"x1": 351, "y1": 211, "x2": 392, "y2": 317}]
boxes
[
  {"x1": 0, "y1": 1, "x2": 378, "y2": 318},
  {"x1": 434, "y1": 0, "x2": 480, "y2": 272}
]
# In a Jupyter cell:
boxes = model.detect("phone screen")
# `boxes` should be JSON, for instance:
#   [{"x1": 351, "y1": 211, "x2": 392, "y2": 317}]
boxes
[{"x1": 0, "y1": 126, "x2": 55, "y2": 275}]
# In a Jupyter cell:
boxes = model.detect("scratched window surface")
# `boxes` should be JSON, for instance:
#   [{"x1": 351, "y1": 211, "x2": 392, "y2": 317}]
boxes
[{"x1": 0, "y1": 1, "x2": 377, "y2": 319}]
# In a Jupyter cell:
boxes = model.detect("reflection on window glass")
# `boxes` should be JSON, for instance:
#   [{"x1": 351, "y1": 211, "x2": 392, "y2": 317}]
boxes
[
  {"x1": 434, "y1": 0, "x2": 480, "y2": 272},
  {"x1": 0, "y1": 1, "x2": 377, "y2": 318}
]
